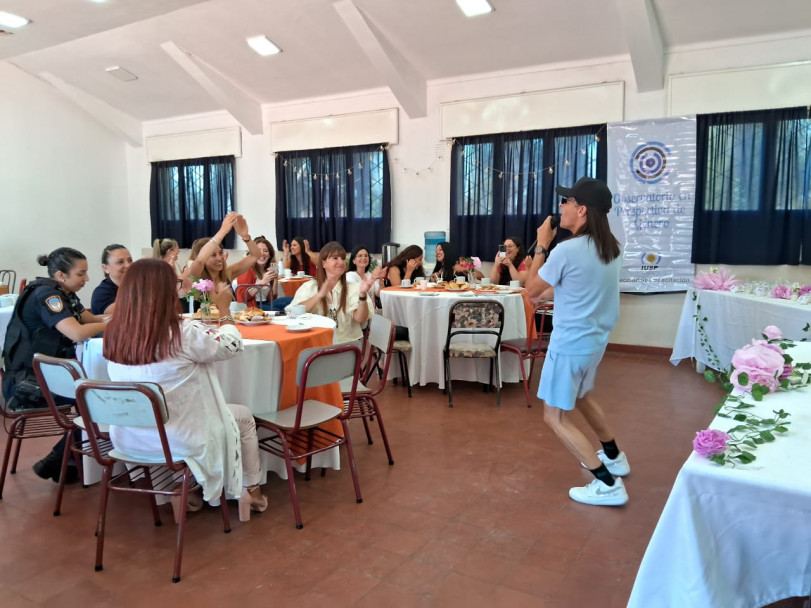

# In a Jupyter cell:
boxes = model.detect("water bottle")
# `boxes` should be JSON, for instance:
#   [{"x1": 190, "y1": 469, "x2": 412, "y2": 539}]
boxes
[{"x1": 277, "y1": 259, "x2": 284, "y2": 277}]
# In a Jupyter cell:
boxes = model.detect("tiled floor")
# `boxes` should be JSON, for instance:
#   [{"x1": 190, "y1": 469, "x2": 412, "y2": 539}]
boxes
[{"x1": 0, "y1": 352, "x2": 804, "y2": 607}]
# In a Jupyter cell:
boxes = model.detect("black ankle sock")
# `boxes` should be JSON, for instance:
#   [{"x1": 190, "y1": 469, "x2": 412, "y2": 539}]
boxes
[
  {"x1": 590, "y1": 464, "x2": 615, "y2": 486},
  {"x1": 601, "y1": 439, "x2": 620, "y2": 460}
]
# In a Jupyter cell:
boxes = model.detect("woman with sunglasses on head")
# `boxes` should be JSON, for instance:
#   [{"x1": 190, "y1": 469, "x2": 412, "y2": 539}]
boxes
[
  {"x1": 489, "y1": 237, "x2": 528, "y2": 286},
  {"x1": 104, "y1": 259, "x2": 267, "y2": 521}
]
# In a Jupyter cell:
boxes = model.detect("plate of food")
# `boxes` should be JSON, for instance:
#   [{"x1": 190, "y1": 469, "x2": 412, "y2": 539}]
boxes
[
  {"x1": 235, "y1": 307, "x2": 270, "y2": 325},
  {"x1": 473, "y1": 284, "x2": 502, "y2": 294},
  {"x1": 444, "y1": 280, "x2": 470, "y2": 291}
]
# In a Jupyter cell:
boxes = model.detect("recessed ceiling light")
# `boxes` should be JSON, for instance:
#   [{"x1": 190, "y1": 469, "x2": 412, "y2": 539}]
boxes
[
  {"x1": 246, "y1": 35, "x2": 282, "y2": 56},
  {"x1": 455, "y1": 0, "x2": 493, "y2": 18},
  {"x1": 105, "y1": 66, "x2": 138, "y2": 82},
  {"x1": 0, "y1": 11, "x2": 30, "y2": 28}
]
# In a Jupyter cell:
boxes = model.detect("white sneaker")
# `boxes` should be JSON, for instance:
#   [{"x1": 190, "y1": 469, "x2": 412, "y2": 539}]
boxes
[
  {"x1": 569, "y1": 477, "x2": 628, "y2": 507},
  {"x1": 597, "y1": 450, "x2": 630, "y2": 476}
]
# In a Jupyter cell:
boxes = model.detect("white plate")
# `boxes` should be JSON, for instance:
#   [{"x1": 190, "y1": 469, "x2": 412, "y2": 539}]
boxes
[
  {"x1": 419, "y1": 292, "x2": 439, "y2": 297},
  {"x1": 236, "y1": 319, "x2": 271, "y2": 326},
  {"x1": 285, "y1": 324, "x2": 311, "y2": 332},
  {"x1": 399, "y1": 285, "x2": 414, "y2": 289}
]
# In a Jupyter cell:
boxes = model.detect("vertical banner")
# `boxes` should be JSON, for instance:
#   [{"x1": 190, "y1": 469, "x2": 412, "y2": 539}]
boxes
[{"x1": 607, "y1": 116, "x2": 696, "y2": 293}]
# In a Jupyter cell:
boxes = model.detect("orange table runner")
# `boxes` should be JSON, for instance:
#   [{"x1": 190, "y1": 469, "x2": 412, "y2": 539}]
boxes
[
  {"x1": 279, "y1": 278, "x2": 310, "y2": 297},
  {"x1": 236, "y1": 323, "x2": 342, "y2": 435}
]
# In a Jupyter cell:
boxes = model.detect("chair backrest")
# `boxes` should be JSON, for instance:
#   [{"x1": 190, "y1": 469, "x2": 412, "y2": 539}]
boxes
[
  {"x1": 32, "y1": 354, "x2": 86, "y2": 429},
  {"x1": 294, "y1": 343, "x2": 361, "y2": 427},
  {"x1": 235, "y1": 283, "x2": 271, "y2": 305},
  {"x1": 0, "y1": 270, "x2": 15, "y2": 294},
  {"x1": 364, "y1": 314, "x2": 396, "y2": 395},
  {"x1": 527, "y1": 302, "x2": 554, "y2": 350},
  {"x1": 446, "y1": 299, "x2": 505, "y2": 348},
  {"x1": 74, "y1": 379, "x2": 177, "y2": 468}
]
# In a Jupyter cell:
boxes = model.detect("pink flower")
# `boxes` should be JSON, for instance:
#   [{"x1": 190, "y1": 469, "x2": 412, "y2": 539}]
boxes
[
  {"x1": 798, "y1": 285, "x2": 811, "y2": 296},
  {"x1": 693, "y1": 267, "x2": 741, "y2": 291},
  {"x1": 770, "y1": 284, "x2": 792, "y2": 299},
  {"x1": 192, "y1": 279, "x2": 214, "y2": 292},
  {"x1": 472, "y1": 257, "x2": 482, "y2": 269},
  {"x1": 762, "y1": 325, "x2": 782, "y2": 341},
  {"x1": 693, "y1": 429, "x2": 730, "y2": 457},
  {"x1": 730, "y1": 342, "x2": 785, "y2": 393}
]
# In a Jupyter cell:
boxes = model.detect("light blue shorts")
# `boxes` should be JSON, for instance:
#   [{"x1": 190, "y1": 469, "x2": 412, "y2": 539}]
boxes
[{"x1": 537, "y1": 348, "x2": 606, "y2": 411}]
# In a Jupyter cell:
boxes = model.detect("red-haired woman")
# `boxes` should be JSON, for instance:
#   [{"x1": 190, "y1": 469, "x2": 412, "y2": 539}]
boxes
[{"x1": 103, "y1": 259, "x2": 267, "y2": 521}]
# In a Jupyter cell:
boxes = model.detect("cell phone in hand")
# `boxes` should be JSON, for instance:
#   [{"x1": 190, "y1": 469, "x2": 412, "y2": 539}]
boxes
[
  {"x1": 550, "y1": 214, "x2": 560, "y2": 229},
  {"x1": 498, "y1": 244, "x2": 507, "y2": 257}
]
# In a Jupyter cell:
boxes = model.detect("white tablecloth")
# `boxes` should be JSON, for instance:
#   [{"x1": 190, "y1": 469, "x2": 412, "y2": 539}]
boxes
[
  {"x1": 629, "y1": 342, "x2": 811, "y2": 607},
  {"x1": 380, "y1": 289, "x2": 527, "y2": 389},
  {"x1": 671, "y1": 287, "x2": 811, "y2": 370},
  {"x1": 0, "y1": 305, "x2": 13, "y2": 352}
]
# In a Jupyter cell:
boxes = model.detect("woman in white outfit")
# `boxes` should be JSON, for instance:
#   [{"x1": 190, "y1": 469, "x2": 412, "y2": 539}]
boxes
[{"x1": 102, "y1": 258, "x2": 267, "y2": 522}]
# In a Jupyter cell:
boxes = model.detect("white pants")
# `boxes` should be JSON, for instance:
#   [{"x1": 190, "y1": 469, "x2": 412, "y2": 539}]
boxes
[{"x1": 226, "y1": 403, "x2": 262, "y2": 488}]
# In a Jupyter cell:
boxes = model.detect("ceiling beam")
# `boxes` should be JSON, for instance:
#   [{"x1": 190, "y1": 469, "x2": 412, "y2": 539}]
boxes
[
  {"x1": 37, "y1": 72, "x2": 143, "y2": 147},
  {"x1": 616, "y1": 0, "x2": 664, "y2": 92},
  {"x1": 333, "y1": 0, "x2": 426, "y2": 119},
  {"x1": 160, "y1": 41, "x2": 263, "y2": 135}
]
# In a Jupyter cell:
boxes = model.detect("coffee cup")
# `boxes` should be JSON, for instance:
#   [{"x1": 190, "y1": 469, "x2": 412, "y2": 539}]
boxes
[
  {"x1": 509, "y1": 280, "x2": 521, "y2": 289},
  {"x1": 229, "y1": 301, "x2": 246, "y2": 315},
  {"x1": 289, "y1": 304, "x2": 306, "y2": 318},
  {"x1": 415, "y1": 277, "x2": 426, "y2": 284},
  {"x1": 283, "y1": 268, "x2": 292, "y2": 279},
  {"x1": 401, "y1": 279, "x2": 412, "y2": 287},
  {"x1": 0, "y1": 293, "x2": 18, "y2": 308},
  {"x1": 480, "y1": 278, "x2": 491, "y2": 285},
  {"x1": 297, "y1": 270, "x2": 305, "y2": 278}
]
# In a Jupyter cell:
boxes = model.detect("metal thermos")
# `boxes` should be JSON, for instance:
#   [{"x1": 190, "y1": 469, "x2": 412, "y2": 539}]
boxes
[{"x1": 381, "y1": 242, "x2": 400, "y2": 267}]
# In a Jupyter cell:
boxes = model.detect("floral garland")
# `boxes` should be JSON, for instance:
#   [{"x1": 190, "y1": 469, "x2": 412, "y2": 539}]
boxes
[
  {"x1": 695, "y1": 325, "x2": 811, "y2": 466},
  {"x1": 692, "y1": 290, "x2": 723, "y2": 371}
]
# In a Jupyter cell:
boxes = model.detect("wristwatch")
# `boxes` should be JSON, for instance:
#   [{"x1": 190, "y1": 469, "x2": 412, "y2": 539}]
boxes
[{"x1": 535, "y1": 246, "x2": 549, "y2": 257}]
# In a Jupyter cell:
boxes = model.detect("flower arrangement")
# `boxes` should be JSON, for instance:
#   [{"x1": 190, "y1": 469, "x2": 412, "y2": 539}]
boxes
[
  {"x1": 188, "y1": 278, "x2": 215, "y2": 318},
  {"x1": 457, "y1": 257, "x2": 481, "y2": 271},
  {"x1": 693, "y1": 266, "x2": 741, "y2": 291},
  {"x1": 696, "y1": 325, "x2": 811, "y2": 466},
  {"x1": 769, "y1": 284, "x2": 792, "y2": 300}
]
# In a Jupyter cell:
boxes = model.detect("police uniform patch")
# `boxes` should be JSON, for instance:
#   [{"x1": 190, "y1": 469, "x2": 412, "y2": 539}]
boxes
[{"x1": 45, "y1": 295, "x2": 64, "y2": 313}]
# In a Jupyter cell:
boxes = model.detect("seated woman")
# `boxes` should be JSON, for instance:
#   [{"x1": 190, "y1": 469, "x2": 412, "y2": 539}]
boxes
[
  {"x1": 288, "y1": 241, "x2": 376, "y2": 344},
  {"x1": 489, "y1": 236, "x2": 528, "y2": 286},
  {"x1": 382, "y1": 244, "x2": 426, "y2": 287},
  {"x1": 429, "y1": 241, "x2": 484, "y2": 282},
  {"x1": 281, "y1": 236, "x2": 318, "y2": 276},
  {"x1": 103, "y1": 259, "x2": 267, "y2": 522},
  {"x1": 346, "y1": 245, "x2": 381, "y2": 300},
  {"x1": 152, "y1": 238, "x2": 179, "y2": 269},
  {"x1": 2, "y1": 247, "x2": 109, "y2": 482},
  {"x1": 234, "y1": 236, "x2": 291, "y2": 312},
  {"x1": 90, "y1": 244, "x2": 133, "y2": 314},
  {"x1": 184, "y1": 213, "x2": 261, "y2": 312}
]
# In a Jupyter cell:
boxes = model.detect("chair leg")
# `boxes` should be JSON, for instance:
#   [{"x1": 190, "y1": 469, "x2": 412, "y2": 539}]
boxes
[
  {"x1": 397, "y1": 351, "x2": 413, "y2": 398},
  {"x1": 341, "y1": 420, "x2": 363, "y2": 504},
  {"x1": 519, "y1": 355, "x2": 532, "y2": 408},
  {"x1": 53, "y1": 430, "x2": 73, "y2": 516},
  {"x1": 360, "y1": 413, "x2": 374, "y2": 445},
  {"x1": 94, "y1": 465, "x2": 113, "y2": 573},
  {"x1": 495, "y1": 356, "x2": 502, "y2": 407},
  {"x1": 10, "y1": 427, "x2": 24, "y2": 473},
  {"x1": 445, "y1": 354, "x2": 454, "y2": 408},
  {"x1": 277, "y1": 437, "x2": 303, "y2": 529},
  {"x1": 219, "y1": 488, "x2": 231, "y2": 534},
  {"x1": 369, "y1": 398, "x2": 394, "y2": 465},
  {"x1": 171, "y1": 472, "x2": 192, "y2": 583}
]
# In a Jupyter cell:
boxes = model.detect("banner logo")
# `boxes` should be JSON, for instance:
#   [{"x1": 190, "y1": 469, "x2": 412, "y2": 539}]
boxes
[
  {"x1": 630, "y1": 142, "x2": 670, "y2": 184},
  {"x1": 640, "y1": 252, "x2": 661, "y2": 269}
]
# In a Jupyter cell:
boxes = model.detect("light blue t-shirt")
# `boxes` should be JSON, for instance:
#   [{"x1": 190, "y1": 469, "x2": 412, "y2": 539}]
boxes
[{"x1": 539, "y1": 235, "x2": 620, "y2": 355}]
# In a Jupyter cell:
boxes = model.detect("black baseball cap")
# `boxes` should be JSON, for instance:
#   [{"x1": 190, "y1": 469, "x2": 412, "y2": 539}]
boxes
[{"x1": 555, "y1": 177, "x2": 613, "y2": 213}]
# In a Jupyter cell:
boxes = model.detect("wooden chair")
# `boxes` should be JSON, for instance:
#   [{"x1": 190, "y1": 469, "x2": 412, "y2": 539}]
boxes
[
  {"x1": 255, "y1": 343, "x2": 362, "y2": 529},
  {"x1": 32, "y1": 354, "x2": 114, "y2": 516},
  {"x1": 443, "y1": 299, "x2": 505, "y2": 408},
  {"x1": 500, "y1": 302, "x2": 553, "y2": 408},
  {"x1": 0, "y1": 370, "x2": 70, "y2": 500},
  {"x1": 74, "y1": 379, "x2": 231, "y2": 583},
  {"x1": 340, "y1": 314, "x2": 396, "y2": 465},
  {"x1": 391, "y1": 339, "x2": 413, "y2": 398}
]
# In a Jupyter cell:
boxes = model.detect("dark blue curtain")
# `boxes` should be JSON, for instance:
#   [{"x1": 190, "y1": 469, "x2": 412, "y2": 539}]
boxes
[
  {"x1": 692, "y1": 106, "x2": 811, "y2": 264},
  {"x1": 275, "y1": 144, "x2": 391, "y2": 253},
  {"x1": 450, "y1": 125, "x2": 606, "y2": 259},
  {"x1": 150, "y1": 155, "x2": 235, "y2": 249}
]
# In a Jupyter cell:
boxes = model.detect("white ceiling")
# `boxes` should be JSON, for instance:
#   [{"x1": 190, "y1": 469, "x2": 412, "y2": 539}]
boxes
[{"x1": 3, "y1": 0, "x2": 811, "y2": 123}]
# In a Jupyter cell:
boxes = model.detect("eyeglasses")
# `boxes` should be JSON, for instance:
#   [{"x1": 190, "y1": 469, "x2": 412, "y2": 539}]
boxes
[{"x1": 560, "y1": 197, "x2": 578, "y2": 206}]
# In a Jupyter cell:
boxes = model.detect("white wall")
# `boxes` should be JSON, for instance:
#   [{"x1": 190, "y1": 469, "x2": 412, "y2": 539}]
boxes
[
  {"x1": 0, "y1": 63, "x2": 129, "y2": 309},
  {"x1": 124, "y1": 31, "x2": 811, "y2": 347}
]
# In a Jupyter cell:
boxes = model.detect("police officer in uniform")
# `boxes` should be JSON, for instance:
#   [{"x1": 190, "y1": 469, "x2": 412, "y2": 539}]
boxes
[{"x1": 2, "y1": 247, "x2": 109, "y2": 482}]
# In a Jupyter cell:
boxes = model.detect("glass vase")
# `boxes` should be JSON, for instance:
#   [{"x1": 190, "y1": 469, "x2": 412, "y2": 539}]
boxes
[{"x1": 200, "y1": 299, "x2": 214, "y2": 322}]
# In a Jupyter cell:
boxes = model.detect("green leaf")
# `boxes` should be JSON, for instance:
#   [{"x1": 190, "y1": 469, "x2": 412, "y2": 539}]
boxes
[
  {"x1": 733, "y1": 413, "x2": 748, "y2": 421},
  {"x1": 775, "y1": 425, "x2": 789, "y2": 433},
  {"x1": 753, "y1": 437, "x2": 765, "y2": 445},
  {"x1": 709, "y1": 454, "x2": 726, "y2": 466},
  {"x1": 777, "y1": 411, "x2": 790, "y2": 419},
  {"x1": 783, "y1": 354, "x2": 793, "y2": 364},
  {"x1": 737, "y1": 372, "x2": 749, "y2": 386},
  {"x1": 704, "y1": 370, "x2": 717, "y2": 383},
  {"x1": 742, "y1": 440, "x2": 757, "y2": 448},
  {"x1": 760, "y1": 430, "x2": 775, "y2": 442},
  {"x1": 721, "y1": 382, "x2": 734, "y2": 392},
  {"x1": 736, "y1": 452, "x2": 756, "y2": 464}
]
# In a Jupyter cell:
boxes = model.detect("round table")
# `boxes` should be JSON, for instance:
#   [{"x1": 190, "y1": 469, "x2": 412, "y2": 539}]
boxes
[{"x1": 380, "y1": 287, "x2": 530, "y2": 389}]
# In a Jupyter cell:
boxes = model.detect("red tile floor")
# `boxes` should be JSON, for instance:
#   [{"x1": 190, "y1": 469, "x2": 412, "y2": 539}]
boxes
[{"x1": 0, "y1": 352, "x2": 807, "y2": 607}]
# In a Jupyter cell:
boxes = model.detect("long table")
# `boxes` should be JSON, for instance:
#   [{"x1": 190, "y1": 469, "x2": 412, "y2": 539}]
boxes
[
  {"x1": 671, "y1": 287, "x2": 811, "y2": 370},
  {"x1": 380, "y1": 287, "x2": 530, "y2": 389},
  {"x1": 629, "y1": 342, "x2": 811, "y2": 607}
]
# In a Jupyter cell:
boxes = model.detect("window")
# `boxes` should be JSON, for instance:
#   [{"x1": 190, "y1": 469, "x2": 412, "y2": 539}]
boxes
[
  {"x1": 450, "y1": 126, "x2": 605, "y2": 259},
  {"x1": 693, "y1": 107, "x2": 811, "y2": 264},
  {"x1": 275, "y1": 143, "x2": 391, "y2": 252},
  {"x1": 149, "y1": 155, "x2": 235, "y2": 248}
]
